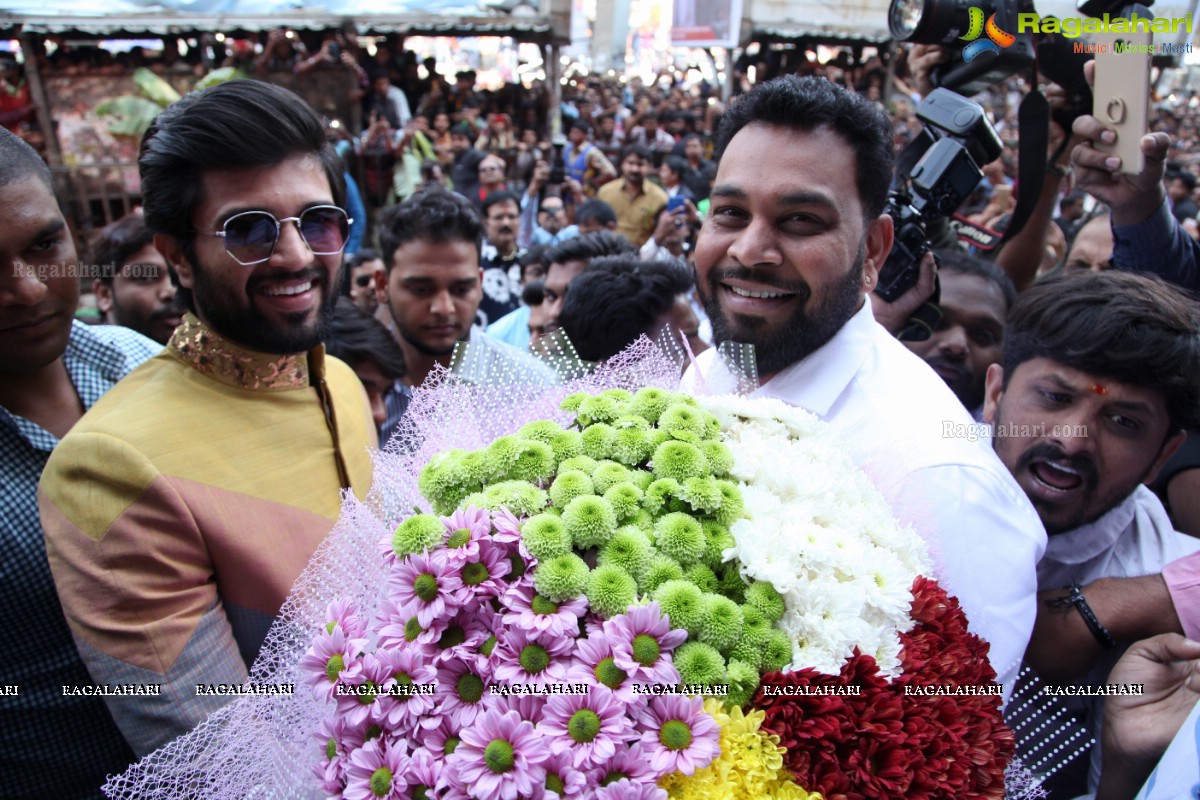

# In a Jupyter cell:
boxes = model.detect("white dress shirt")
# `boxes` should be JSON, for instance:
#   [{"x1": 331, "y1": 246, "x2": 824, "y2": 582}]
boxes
[
  {"x1": 1038, "y1": 484, "x2": 1200, "y2": 793},
  {"x1": 686, "y1": 301, "x2": 1047, "y2": 700}
]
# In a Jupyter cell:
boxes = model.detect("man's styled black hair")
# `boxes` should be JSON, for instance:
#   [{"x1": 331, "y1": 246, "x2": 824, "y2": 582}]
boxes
[
  {"x1": 91, "y1": 212, "x2": 155, "y2": 286},
  {"x1": 325, "y1": 297, "x2": 406, "y2": 379},
  {"x1": 574, "y1": 199, "x2": 618, "y2": 230},
  {"x1": 481, "y1": 189, "x2": 521, "y2": 217},
  {"x1": 935, "y1": 248, "x2": 1018, "y2": 313},
  {"x1": 0, "y1": 126, "x2": 52, "y2": 191},
  {"x1": 620, "y1": 143, "x2": 654, "y2": 164},
  {"x1": 547, "y1": 230, "x2": 634, "y2": 268},
  {"x1": 1001, "y1": 270, "x2": 1200, "y2": 431},
  {"x1": 377, "y1": 188, "x2": 483, "y2": 272},
  {"x1": 559, "y1": 256, "x2": 694, "y2": 362},
  {"x1": 348, "y1": 248, "x2": 383, "y2": 269},
  {"x1": 712, "y1": 75, "x2": 893, "y2": 220},
  {"x1": 568, "y1": 118, "x2": 592, "y2": 136},
  {"x1": 662, "y1": 155, "x2": 688, "y2": 179}
]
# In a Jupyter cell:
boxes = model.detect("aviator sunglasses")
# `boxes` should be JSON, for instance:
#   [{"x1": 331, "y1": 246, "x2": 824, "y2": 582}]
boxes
[{"x1": 197, "y1": 205, "x2": 353, "y2": 266}]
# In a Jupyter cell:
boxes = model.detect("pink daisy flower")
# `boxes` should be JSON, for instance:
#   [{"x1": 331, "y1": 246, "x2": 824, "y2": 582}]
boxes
[
  {"x1": 420, "y1": 716, "x2": 464, "y2": 759},
  {"x1": 373, "y1": 647, "x2": 440, "y2": 731},
  {"x1": 312, "y1": 716, "x2": 350, "y2": 796},
  {"x1": 333, "y1": 652, "x2": 397, "y2": 729},
  {"x1": 452, "y1": 708, "x2": 549, "y2": 800},
  {"x1": 592, "y1": 743, "x2": 659, "y2": 786},
  {"x1": 499, "y1": 581, "x2": 587, "y2": 640},
  {"x1": 430, "y1": 605, "x2": 496, "y2": 666},
  {"x1": 563, "y1": 636, "x2": 638, "y2": 705},
  {"x1": 388, "y1": 551, "x2": 463, "y2": 628},
  {"x1": 405, "y1": 747, "x2": 444, "y2": 800},
  {"x1": 537, "y1": 750, "x2": 589, "y2": 799},
  {"x1": 450, "y1": 539, "x2": 512, "y2": 601},
  {"x1": 440, "y1": 507, "x2": 493, "y2": 564},
  {"x1": 498, "y1": 692, "x2": 546, "y2": 725},
  {"x1": 299, "y1": 626, "x2": 367, "y2": 702},
  {"x1": 374, "y1": 598, "x2": 445, "y2": 656},
  {"x1": 604, "y1": 602, "x2": 688, "y2": 685},
  {"x1": 343, "y1": 737, "x2": 411, "y2": 800},
  {"x1": 537, "y1": 691, "x2": 632, "y2": 771},
  {"x1": 636, "y1": 695, "x2": 720, "y2": 777},
  {"x1": 592, "y1": 778, "x2": 668, "y2": 800},
  {"x1": 488, "y1": 507, "x2": 523, "y2": 548},
  {"x1": 324, "y1": 599, "x2": 368, "y2": 639},
  {"x1": 493, "y1": 627, "x2": 574, "y2": 686},
  {"x1": 435, "y1": 657, "x2": 492, "y2": 729}
]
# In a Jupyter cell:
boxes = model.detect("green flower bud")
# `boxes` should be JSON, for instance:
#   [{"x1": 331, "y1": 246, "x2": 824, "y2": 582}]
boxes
[
  {"x1": 640, "y1": 554, "x2": 685, "y2": 594},
  {"x1": 678, "y1": 476, "x2": 723, "y2": 514},
  {"x1": 392, "y1": 514, "x2": 444, "y2": 557},
  {"x1": 562, "y1": 495, "x2": 618, "y2": 549},
  {"x1": 713, "y1": 480, "x2": 746, "y2": 527},
  {"x1": 628, "y1": 469, "x2": 655, "y2": 491},
  {"x1": 548, "y1": 469, "x2": 595, "y2": 509},
  {"x1": 581, "y1": 423, "x2": 617, "y2": 460},
  {"x1": 598, "y1": 527, "x2": 653, "y2": 581},
  {"x1": 603, "y1": 482, "x2": 644, "y2": 521},
  {"x1": 611, "y1": 427, "x2": 651, "y2": 467},
  {"x1": 630, "y1": 509, "x2": 656, "y2": 532},
  {"x1": 762, "y1": 629, "x2": 793, "y2": 673},
  {"x1": 483, "y1": 436, "x2": 523, "y2": 482},
  {"x1": 518, "y1": 420, "x2": 565, "y2": 444},
  {"x1": 654, "y1": 512, "x2": 706, "y2": 565},
  {"x1": 716, "y1": 563, "x2": 748, "y2": 604},
  {"x1": 727, "y1": 640, "x2": 763, "y2": 671},
  {"x1": 653, "y1": 579, "x2": 705, "y2": 634},
  {"x1": 643, "y1": 478, "x2": 681, "y2": 514},
  {"x1": 683, "y1": 563, "x2": 719, "y2": 595},
  {"x1": 740, "y1": 604, "x2": 771, "y2": 645},
  {"x1": 745, "y1": 581, "x2": 786, "y2": 623},
  {"x1": 724, "y1": 659, "x2": 761, "y2": 708},
  {"x1": 417, "y1": 449, "x2": 483, "y2": 515},
  {"x1": 586, "y1": 564, "x2": 638, "y2": 618},
  {"x1": 701, "y1": 522, "x2": 737, "y2": 570},
  {"x1": 549, "y1": 430, "x2": 584, "y2": 465},
  {"x1": 631, "y1": 387, "x2": 675, "y2": 424},
  {"x1": 591, "y1": 461, "x2": 632, "y2": 494},
  {"x1": 673, "y1": 641, "x2": 726, "y2": 687},
  {"x1": 558, "y1": 454, "x2": 598, "y2": 475},
  {"x1": 577, "y1": 393, "x2": 629, "y2": 426},
  {"x1": 658, "y1": 403, "x2": 717, "y2": 444},
  {"x1": 699, "y1": 441, "x2": 734, "y2": 477},
  {"x1": 506, "y1": 439, "x2": 556, "y2": 484},
  {"x1": 482, "y1": 481, "x2": 549, "y2": 517},
  {"x1": 560, "y1": 391, "x2": 589, "y2": 414},
  {"x1": 521, "y1": 514, "x2": 573, "y2": 560},
  {"x1": 652, "y1": 440, "x2": 710, "y2": 483},
  {"x1": 613, "y1": 414, "x2": 651, "y2": 430},
  {"x1": 532, "y1": 553, "x2": 590, "y2": 602},
  {"x1": 697, "y1": 593, "x2": 744, "y2": 653}
]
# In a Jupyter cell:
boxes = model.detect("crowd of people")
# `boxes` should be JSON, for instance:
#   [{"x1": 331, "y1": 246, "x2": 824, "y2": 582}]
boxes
[{"x1": 6, "y1": 28, "x2": 1200, "y2": 800}]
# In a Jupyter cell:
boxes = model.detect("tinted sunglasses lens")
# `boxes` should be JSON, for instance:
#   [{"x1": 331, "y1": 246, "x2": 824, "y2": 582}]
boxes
[
  {"x1": 300, "y1": 207, "x2": 349, "y2": 254},
  {"x1": 223, "y1": 212, "x2": 278, "y2": 264},
  {"x1": 355, "y1": 274, "x2": 372, "y2": 287}
]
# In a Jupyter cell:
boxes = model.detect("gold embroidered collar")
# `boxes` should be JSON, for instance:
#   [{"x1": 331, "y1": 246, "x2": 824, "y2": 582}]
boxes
[{"x1": 167, "y1": 313, "x2": 315, "y2": 391}]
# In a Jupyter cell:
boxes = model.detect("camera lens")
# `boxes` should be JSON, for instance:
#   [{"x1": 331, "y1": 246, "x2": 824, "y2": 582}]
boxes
[
  {"x1": 888, "y1": 0, "x2": 929, "y2": 40},
  {"x1": 888, "y1": 0, "x2": 977, "y2": 44}
]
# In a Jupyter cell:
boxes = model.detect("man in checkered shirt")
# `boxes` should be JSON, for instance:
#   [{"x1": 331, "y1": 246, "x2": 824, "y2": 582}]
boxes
[{"x1": 0, "y1": 127, "x2": 159, "y2": 797}]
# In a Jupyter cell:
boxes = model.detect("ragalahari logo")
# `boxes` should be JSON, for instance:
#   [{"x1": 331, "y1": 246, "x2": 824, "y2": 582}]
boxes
[{"x1": 960, "y1": 7, "x2": 1017, "y2": 61}]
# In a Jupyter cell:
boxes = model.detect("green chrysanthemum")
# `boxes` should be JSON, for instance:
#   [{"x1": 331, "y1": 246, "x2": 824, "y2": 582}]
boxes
[
  {"x1": 643, "y1": 478, "x2": 680, "y2": 514},
  {"x1": 699, "y1": 441, "x2": 734, "y2": 477},
  {"x1": 627, "y1": 469, "x2": 654, "y2": 491},
  {"x1": 521, "y1": 514, "x2": 572, "y2": 560},
  {"x1": 677, "y1": 476, "x2": 724, "y2": 514},
  {"x1": 586, "y1": 564, "x2": 638, "y2": 618},
  {"x1": 631, "y1": 509, "x2": 656, "y2": 532},
  {"x1": 640, "y1": 554, "x2": 685, "y2": 594},
  {"x1": 739, "y1": 604, "x2": 771, "y2": 645},
  {"x1": 548, "y1": 430, "x2": 584, "y2": 465},
  {"x1": 744, "y1": 581, "x2": 786, "y2": 623},
  {"x1": 518, "y1": 420, "x2": 565, "y2": 444},
  {"x1": 558, "y1": 454, "x2": 597, "y2": 475},
  {"x1": 577, "y1": 394, "x2": 628, "y2": 427},
  {"x1": 673, "y1": 641, "x2": 726, "y2": 687},
  {"x1": 481, "y1": 481, "x2": 548, "y2": 517},
  {"x1": 613, "y1": 414, "x2": 651, "y2": 430},
  {"x1": 697, "y1": 593, "x2": 744, "y2": 653},
  {"x1": 392, "y1": 514, "x2": 444, "y2": 556},
  {"x1": 560, "y1": 392, "x2": 589, "y2": 414},
  {"x1": 562, "y1": 495, "x2": 618, "y2": 549},
  {"x1": 532, "y1": 553, "x2": 590, "y2": 602},
  {"x1": 724, "y1": 659, "x2": 760, "y2": 708},
  {"x1": 610, "y1": 427, "x2": 651, "y2": 467},
  {"x1": 653, "y1": 512, "x2": 706, "y2": 565},
  {"x1": 657, "y1": 403, "x2": 717, "y2": 444},
  {"x1": 716, "y1": 563, "x2": 748, "y2": 604},
  {"x1": 713, "y1": 480, "x2": 746, "y2": 527},
  {"x1": 581, "y1": 423, "x2": 616, "y2": 461},
  {"x1": 482, "y1": 436, "x2": 523, "y2": 482},
  {"x1": 651, "y1": 440, "x2": 710, "y2": 483},
  {"x1": 417, "y1": 449, "x2": 483, "y2": 515},
  {"x1": 683, "y1": 563, "x2": 719, "y2": 594},
  {"x1": 727, "y1": 640, "x2": 763, "y2": 671},
  {"x1": 548, "y1": 469, "x2": 595, "y2": 509},
  {"x1": 598, "y1": 527, "x2": 653, "y2": 580},
  {"x1": 603, "y1": 482, "x2": 644, "y2": 521},
  {"x1": 653, "y1": 579, "x2": 705, "y2": 633},
  {"x1": 631, "y1": 387, "x2": 675, "y2": 424},
  {"x1": 762, "y1": 629, "x2": 793, "y2": 672},
  {"x1": 591, "y1": 461, "x2": 632, "y2": 494},
  {"x1": 505, "y1": 439, "x2": 556, "y2": 484},
  {"x1": 458, "y1": 491, "x2": 490, "y2": 511},
  {"x1": 701, "y1": 522, "x2": 737, "y2": 570}
]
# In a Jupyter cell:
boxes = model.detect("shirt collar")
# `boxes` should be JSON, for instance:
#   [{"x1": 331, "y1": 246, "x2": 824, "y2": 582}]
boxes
[
  {"x1": 167, "y1": 312, "x2": 318, "y2": 391},
  {"x1": 753, "y1": 300, "x2": 876, "y2": 417},
  {"x1": 1043, "y1": 489, "x2": 1142, "y2": 564}
]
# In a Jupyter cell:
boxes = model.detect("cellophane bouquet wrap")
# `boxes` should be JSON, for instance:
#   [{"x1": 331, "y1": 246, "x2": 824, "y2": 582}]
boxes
[{"x1": 103, "y1": 339, "x2": 1037, "y2": 800}]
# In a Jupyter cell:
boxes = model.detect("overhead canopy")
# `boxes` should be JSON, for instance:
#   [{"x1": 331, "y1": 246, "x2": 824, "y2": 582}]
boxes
[{"x1": 0, "y1": 0, "x2": 556, "y2": 42}]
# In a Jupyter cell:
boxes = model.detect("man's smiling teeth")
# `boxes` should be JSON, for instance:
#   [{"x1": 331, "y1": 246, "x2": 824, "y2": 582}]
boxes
[
  {"x1": 263, "y1": 281, "x2": 314, "y2": 297},
  {"x1": 729, "y1": 286, "x2": 789, "y2": 299}
]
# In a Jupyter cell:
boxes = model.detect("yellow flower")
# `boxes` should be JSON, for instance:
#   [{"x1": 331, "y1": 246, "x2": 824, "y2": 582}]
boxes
[{"x1": 659, "y1": 700, "x2": 823, "y2": 800}]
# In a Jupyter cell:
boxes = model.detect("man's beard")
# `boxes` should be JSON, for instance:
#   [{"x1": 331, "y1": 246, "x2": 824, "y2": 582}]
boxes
[
  {"x1": 189, "y1": 254, "x2": 334, "y2": 355},
  {"x1": 702, "y1": 241, "x2": 866, "y2": 377}
]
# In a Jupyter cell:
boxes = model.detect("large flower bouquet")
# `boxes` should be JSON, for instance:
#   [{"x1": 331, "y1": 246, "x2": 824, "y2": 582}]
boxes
[{"x1": 300, "y1": 387, "x2": 1014, "y2": 800}]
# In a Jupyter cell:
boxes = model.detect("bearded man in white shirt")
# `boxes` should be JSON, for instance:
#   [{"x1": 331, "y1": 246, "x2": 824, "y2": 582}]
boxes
[{"x1": 689, "y1": 75, "x2": 1045, "y2": 700}]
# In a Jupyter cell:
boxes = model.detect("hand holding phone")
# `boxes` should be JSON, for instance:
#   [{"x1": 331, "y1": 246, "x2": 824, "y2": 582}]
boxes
[{"x1": 1091, "y1": 30, "x2": 1152, "y2": 175}]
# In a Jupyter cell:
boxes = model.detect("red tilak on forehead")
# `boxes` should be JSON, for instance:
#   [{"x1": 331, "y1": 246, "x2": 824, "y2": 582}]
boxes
[{"x1": 1088, "y1": 383, "x2": 1108, "y2": 396}]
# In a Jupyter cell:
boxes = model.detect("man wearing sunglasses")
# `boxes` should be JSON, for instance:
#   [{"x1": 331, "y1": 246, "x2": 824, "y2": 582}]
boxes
[
  {"x1": 347, "y1": 248, "x2": 384, "y2": 316},
  {"x1": 39, "y1": 80, "x2": 376, "y2": 757}
]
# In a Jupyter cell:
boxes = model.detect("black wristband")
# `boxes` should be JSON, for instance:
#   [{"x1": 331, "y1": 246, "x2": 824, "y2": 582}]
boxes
[{"x1": 1048, "y1": 583, "x2": 1117, "y2": 649}]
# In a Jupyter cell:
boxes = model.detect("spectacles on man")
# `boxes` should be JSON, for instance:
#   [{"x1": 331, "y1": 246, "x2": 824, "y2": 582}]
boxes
[
  {"x1": 196, "y1": 205, "x2": 352, "y2": 266},
  {"x1": 354, "y1": 274, "x2": 373, "y2": 288}
]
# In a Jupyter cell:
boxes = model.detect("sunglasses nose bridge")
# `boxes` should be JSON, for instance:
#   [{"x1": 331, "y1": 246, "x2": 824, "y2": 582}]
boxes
[{"x1": 272, "y1": 215, "x2": 314, "y2": 261}]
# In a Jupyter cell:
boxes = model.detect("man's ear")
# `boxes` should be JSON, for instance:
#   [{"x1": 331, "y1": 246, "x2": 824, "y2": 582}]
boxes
[
  {"x1": 92, "y1": 278, "x2": 113, "y2": 315},
  {"x1": 861, "y1": 214, "x2": 894, "y2": 291},
  {"x1": 155, "y1": 234, "x2": 194, "y2": 289},
  {"x1": 1145, "y1": 429, "x2": 1187, "y2": 486},
  {"x1": 982, "y1": 363, "x2": 1006, "y2": 425},
  {"x1": 373, "y1": 267, "x2": 388, "y2": 305}
]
